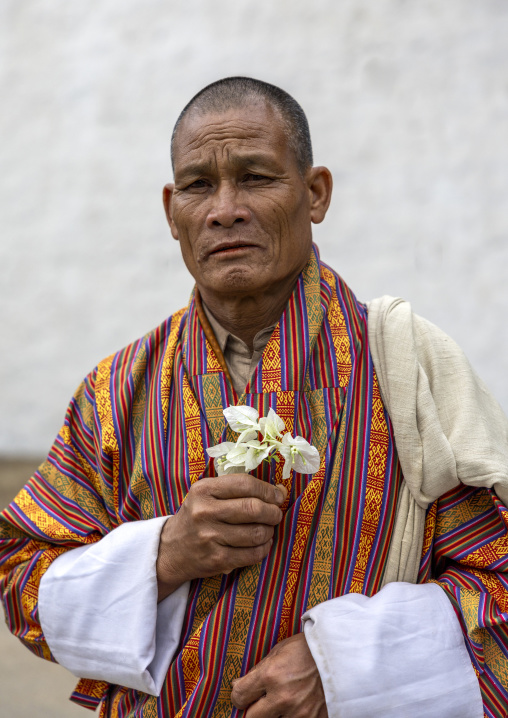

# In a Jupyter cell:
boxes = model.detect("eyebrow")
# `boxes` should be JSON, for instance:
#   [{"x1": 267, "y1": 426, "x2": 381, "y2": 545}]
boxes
[{"x1": 175, "y1": 152, "x2": 284, "y2": 179}]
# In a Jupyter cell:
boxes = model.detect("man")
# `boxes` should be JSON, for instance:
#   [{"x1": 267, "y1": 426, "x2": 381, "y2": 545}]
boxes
[{"x1": 1, "y1": 77, "x2": 508, "y2": 717}]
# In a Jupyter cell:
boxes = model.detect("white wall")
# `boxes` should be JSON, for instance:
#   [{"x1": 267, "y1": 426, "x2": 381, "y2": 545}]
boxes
[{"x1": 1, "y1": 0, "x2": 508, "y2": 455}]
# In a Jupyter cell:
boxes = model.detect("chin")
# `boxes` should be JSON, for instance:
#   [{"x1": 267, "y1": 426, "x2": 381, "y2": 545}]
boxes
[{"x1": 207, "y1": 266, "x2": 267, "y2": 293}]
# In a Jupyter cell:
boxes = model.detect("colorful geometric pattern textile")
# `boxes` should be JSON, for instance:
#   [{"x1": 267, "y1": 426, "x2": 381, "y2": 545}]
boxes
[
  {"x1": 1, "y1": 246, "x2": 508, "y2": 716},
  {"x1": 420, "y1": 485, "x2": 508, "y2": 718}
]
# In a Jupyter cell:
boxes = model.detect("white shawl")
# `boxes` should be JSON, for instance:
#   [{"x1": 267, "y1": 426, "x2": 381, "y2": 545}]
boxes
[{"x1": 367, "y1": 296, "x2": 508, "y2": 584}]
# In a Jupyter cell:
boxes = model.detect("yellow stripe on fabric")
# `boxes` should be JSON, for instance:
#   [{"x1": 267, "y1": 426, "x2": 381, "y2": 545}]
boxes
[
  {"x1": 161, "y1": 309, "x2": 186, "y2": 439},
  {"x1": 464, "y1": 570, "x2": 508, "y2": 614},
  {"x1": 118, "y1": 338, "x2": 153, "y2": 519},
  {"x1": 455, "y1": 589, "x2": 508, "y2": 690},
  {"x1": 260, "y1": 324, "x2": 282, "y2": 394},
  {"x1": 172, "y1": 574, "x2": 224, "y2": 715},
  {"x1": 272, "y1": 390, "x2": 296, "y2": 503},
  {"x1": 461, "y1": 536, "x2": 508, "y2": 579},
  {"x1": 130, "y1": 309, "x2": 186, "y2": 520},
  {"x1": 111, "y1": 688, "x2": 129, "y2": 715},
  {"x1": 304, "y1": 274, "x2": 352, "y2": 608},
  {"x1": 182, "y1": 374, "x2": 207, "y2": 485},
  {"x1": 457, "y1": 589, "x2": 483, "y2": 643},
  {"x1": 436, "y1": 490, "x2": 494, "y2": 537},
  {"x1": 307, "y1": 396, "x2": 349, "y2": 609},
  {"x1": 4, "y1": 540, "x2": 67, "y2": 653},
  {"x1": 206, "y1": 346, "x2": 224, "y2": 374},
  {"x1": 213, "y1": 564, "x2": 264, "y2": 716},
  {"x1": 422, "y1": 500, "x2": 438, "y2": 560},
  {"x1": 277, "y1": 465, "x2": 326, "y2": 642},
  {"x1": 141, "y1": 697, "x2": 158, "y2": 718},
  {"x1": 302, "y1": 250, "x2": 323, "y2": 339},
  {"x1": 95, "y1": 353, "x2": 120, "y2": 517},
  {"x1": 14, "y1": 489, "x2": 91, "y2": 542},
  {"x1": 320, "y1": 266, "x2": 351, "y2": 388},
  {"x1": 182, "y1": 625, "x2": 203, "y2": 697},
  {"x1": 52, "y1": 429, "x2": 112, "y2": 527},
  {"x1": 201, "y1": 374, "x2": 227, "y2": 447},
  {"x1": 74, "y1": 679, "x2": 109, "y2": 710},
  {"x1": 484, "y1": 631, "x2": 508, "y2": 693},
  {"x1": 349, "y1": 373, "x2": 389, "y2": 594},
  {"x1": 173, "y1": 624, "x2": 204, "y2": 718}
]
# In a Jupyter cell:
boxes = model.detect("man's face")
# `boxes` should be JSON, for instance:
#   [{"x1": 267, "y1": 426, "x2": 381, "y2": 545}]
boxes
[{"x1": 165, "y1": 101, "x2": 321, "y2": 299}]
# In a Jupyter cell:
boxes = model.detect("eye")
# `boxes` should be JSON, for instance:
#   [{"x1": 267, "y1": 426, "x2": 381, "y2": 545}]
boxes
[
  {"x1": 184, "y1": 179, "x2": 209, "y2": 190},
  {"x1": 242, "y1": 173, "x2": 273, "y2": 183}
]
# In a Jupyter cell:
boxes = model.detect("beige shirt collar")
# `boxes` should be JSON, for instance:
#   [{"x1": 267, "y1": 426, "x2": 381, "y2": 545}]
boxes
[{"x1": 202, "y1": 303, "x2": 275, "y2": 395}]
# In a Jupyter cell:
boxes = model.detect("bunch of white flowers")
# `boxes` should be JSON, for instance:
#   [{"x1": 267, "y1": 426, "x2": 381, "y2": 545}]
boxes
[{"x1": 206, "y1": 406, "x2": 320, "y2": 480}]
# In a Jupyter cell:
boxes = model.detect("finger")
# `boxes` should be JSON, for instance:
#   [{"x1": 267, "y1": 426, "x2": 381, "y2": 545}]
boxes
[
  {"x1": 244, "y1": 695, "x2": 282, "y2": 718},
  {"x1": 213, "y1": 497, "x2": 283, "y2": 526},
  {"x1": 231, "y1": 668, "x2": 267, "y2": 710},
  {"x1": 274, "y1": 483, "x2": 288, "y2": 504},
  {"x1": 217, "y1": 523, "x2": 274, "y2": 548},
  {"x1": 224, "y1": 541, "x2": 273, "y2": 571},
  {"x1": 209, "y1": 474, "x2": 286, "y2": 506}
]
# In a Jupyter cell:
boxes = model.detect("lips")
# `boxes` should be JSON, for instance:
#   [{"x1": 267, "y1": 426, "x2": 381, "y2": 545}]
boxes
[{"x1": 208, "y1": 242, "x2": 257, "y2": 256}]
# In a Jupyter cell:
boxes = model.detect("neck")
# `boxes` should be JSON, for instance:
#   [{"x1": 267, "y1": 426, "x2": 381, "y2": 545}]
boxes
[{"x1": 198, "y1": 274, "x2": 298, "y2": 350}]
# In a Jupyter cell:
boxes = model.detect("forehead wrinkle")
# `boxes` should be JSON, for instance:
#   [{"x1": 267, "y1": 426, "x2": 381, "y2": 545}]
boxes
[
  {"x1": 178, "y1": 111, "x2": 281, "y2": 149},
  {"x1": 184, "y1": 127, "x2": 274, "y2": 155}
]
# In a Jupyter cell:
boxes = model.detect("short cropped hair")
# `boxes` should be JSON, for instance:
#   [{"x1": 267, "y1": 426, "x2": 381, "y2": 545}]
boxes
[{"x1": 171, "y1": 77, "x2": 313, "y2": 174}]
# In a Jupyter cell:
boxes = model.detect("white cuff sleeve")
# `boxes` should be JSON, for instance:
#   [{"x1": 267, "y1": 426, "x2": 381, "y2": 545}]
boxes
[
  {"x1": 302, "y1": 582, "x2": 483, "y2": 718},
  {"x1": 39, "y1": 517, "x2": 190, "y2": 696}
]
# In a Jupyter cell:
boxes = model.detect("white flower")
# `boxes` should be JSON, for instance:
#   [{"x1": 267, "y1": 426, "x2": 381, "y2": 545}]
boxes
[
  {"x1": 206, "y1": 441, "x2": 238, "y2": 475},
  {"x1": 259, "y1": 408, "x2": 285, "y2": 442},
  {"x1": 207, "y1": 405, "x2": 319, "y2": 481},
  {"x1": 223, "y1": 405, "x2": 260, "y2": 443},
  {"x1": 243, "y1": 440, "x2": 276, "y2": 472},
  {"x1": 218, "y1": 443, "x2": 255, "y2": 475},
  {"x1": 279, "y1": 434, "x2": 320, "y2": 480}
]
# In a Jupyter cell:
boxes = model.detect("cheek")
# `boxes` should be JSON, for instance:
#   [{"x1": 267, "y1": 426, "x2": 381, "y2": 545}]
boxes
[
  {"x1": 172, "y1": 204, "x2": 203, "y2": 253},
  {"x1": 172, "y1": 196, "x2": 206, "y2": 233},
  {"x1": 256, "y1": 195, "x2": 294, "y2": 237},
  {"x1": 268, "y1": 195, "x2": 309, "y2": 245}
]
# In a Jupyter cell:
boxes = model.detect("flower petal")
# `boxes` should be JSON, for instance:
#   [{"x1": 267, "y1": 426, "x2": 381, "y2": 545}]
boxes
[
  {"x1": 268, "y1": 408, "x2": 285, "y2": 435},
  {"x1": 259, "y1": 408, "x2": 285, "y2": 441},
  {"x1": 223, "y1": 405, "x2": 259, "y2": 432},
  {"x1": 206, "y1": 441, "x2": 236, "y2": 458},
  {"x1": 282, "y1": 457, "x2": 292, "y2": 480},
  {"x1": 236, "y1": 429, "x2": 259, "y2": 444},
  {"x1": 218, "y1": 462, "x2": 245, "y2": 475}
]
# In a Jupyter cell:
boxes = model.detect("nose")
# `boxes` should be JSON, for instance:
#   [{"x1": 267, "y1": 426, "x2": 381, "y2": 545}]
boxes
[{"x1": 205, "y1": 183, "x2": 252, "y2": 229}]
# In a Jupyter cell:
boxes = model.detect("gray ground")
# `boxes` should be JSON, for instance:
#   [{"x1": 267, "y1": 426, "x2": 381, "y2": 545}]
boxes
[{"x1": 0, "y1": 459, "x2": 96, "y2": 717}]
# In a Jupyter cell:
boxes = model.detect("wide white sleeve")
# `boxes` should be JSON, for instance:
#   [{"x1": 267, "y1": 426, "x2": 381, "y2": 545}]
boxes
[
  {"x1": 301, "y1": 582, "x2": 483, "y2": 718},
  {"x1": 38, "y1": 516, "x2": 190, "y2": 696}
]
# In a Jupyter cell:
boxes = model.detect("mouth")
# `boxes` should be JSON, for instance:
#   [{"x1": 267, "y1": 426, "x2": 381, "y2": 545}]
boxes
[{"x1": 208, "y1": 242, "x2": 258, "y2": 257}]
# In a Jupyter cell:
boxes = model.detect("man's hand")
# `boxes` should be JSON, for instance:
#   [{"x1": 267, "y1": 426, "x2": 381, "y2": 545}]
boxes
[
  {"x1": 231, "y1": 633, "x2": 328, "y2": 718},
  {"x1": 156, "y1": 474, "x2": 287, "y2": 601}
]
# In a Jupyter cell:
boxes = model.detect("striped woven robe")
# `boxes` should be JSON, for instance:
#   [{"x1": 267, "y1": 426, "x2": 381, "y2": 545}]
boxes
[{"x1": 1, "y1": 246, "x2": 508, "y2": 717}]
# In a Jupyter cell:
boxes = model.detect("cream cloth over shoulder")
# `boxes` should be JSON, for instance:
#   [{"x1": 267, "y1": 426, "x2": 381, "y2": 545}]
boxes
[{"x1": 367, "y1": 296, "x2": 508, "y2": 585}]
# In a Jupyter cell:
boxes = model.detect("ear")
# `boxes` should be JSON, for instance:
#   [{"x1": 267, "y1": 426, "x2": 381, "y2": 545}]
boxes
[
  {"x1": 307, "y1": 167, "x2": 333, "y2": 225},
  {"x1": 162, "y1": 184, "x2": 179, "y2": 240}
]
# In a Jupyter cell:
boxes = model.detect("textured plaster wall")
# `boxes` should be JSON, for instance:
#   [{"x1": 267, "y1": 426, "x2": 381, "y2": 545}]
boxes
[{"x1": 1, "y1": 0, "x2": 508, "y2": 455}]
